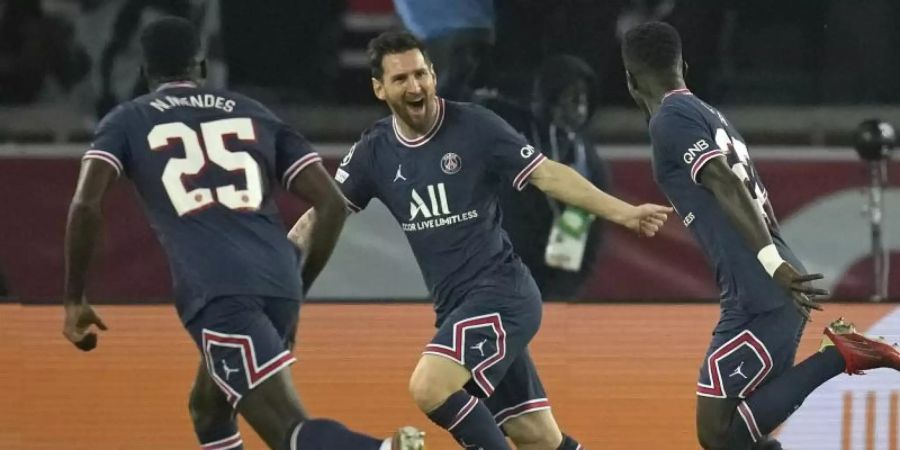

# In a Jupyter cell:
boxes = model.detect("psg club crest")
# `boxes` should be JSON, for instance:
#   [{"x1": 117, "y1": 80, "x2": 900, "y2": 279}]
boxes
[{"x1": 441, "y1": 152, "x2": 461, "y2": 175}]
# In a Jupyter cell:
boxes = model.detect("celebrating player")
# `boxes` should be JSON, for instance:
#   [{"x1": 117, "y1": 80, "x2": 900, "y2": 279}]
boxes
[
  {"x1": 290, "y1": 30, "x2": 671, "y2": 450},
  {"x1": 62, "y1": 17, "x2": 424, "y2": 450},
  {"x1": 621, "y1": 21, "x2": 900, "y2": 450}
]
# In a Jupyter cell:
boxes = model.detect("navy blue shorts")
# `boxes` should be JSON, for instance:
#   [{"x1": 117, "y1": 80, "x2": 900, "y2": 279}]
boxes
[
  {"x1": 697, "y1": 303, "x2": 807, "y2": 399},
  {"x1": 185, "y1": 295, "x2": 299, "y2": 407},
  {"x1": 424, "y1": 287, "x2": 550, "y2": 425}
]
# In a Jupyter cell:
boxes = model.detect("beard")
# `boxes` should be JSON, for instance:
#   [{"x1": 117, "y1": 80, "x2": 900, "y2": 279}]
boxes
[{"x1": 390, "y1": 95, "x2": 435, "y2": 133}]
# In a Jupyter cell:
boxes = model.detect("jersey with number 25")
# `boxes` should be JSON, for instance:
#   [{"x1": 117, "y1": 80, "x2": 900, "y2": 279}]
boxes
[
  {"x1": 83, "y1": 82, "x2": 319, "y2": 323},
  {"x1": 649, "y1": 89, "x2": 804, "y2": 314}
]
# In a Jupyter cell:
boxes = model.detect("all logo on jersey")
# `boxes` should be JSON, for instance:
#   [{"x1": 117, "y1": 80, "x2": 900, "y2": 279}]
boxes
[
  {"x1": 441, "y1": 153, "x2": 461, "y2": 175},
  {"x1": 520, "y1": 145, "x2": 535, "y2": 159},
  {"x1": 410, "y1": 183, "x2": 450, "y2": 220},
  {"x1": 403, "y1": 183, "x2": 478, "y2": 231}
]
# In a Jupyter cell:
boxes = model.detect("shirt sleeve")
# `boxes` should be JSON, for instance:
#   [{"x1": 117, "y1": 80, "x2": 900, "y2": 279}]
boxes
[
  {"x1": 333, "y1": 139, "x2": 374, "y2": 213},
  {"x1": 650, "y1": 111, "x2": 725, "y2": 185},
  {"x1": 276, "y1": 125, "x2": 323, "y2": 189},
  {"x1": 478, "y1": 107, "x2": 548, "y2": 191},
  {"x1": 83, "y1": 104, "x2": 131, "y2": 177}
]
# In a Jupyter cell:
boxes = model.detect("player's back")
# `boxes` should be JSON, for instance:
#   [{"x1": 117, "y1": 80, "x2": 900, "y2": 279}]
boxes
[
  {"x1": 649, "y1": 90, "x2": 805, "y2": 315},
  {"x1": 87, "y1": 81, "x2": 316, "y2": 322}
]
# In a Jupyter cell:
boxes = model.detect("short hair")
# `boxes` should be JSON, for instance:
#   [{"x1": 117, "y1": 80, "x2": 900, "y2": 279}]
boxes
[
  {"x1": 140, "y1": 16, "x2": 201, "y2": 79},
  {"x1": 621, "y1": 21, "x2": 682, "y2": 76},
  {"x1": 367, "y1": 30, "x2": 430, "y2": 80}
]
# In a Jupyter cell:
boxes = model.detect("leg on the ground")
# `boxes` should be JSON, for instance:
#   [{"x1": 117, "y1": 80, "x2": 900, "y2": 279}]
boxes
[
  {"x1": 188, "y1": 363, "x2": 243, "y2": 450},
  {"x1": 410, "y1": 354, "x2": 512, "y2": 449},
  {"x1": 490, "y1": 350, "x2": 580, "y2": 450},
  {"x1": 236, "y1": 366, "x2": 386, "y2": 450},
  {"x1": 189, "y1": 296, "x2": 401, "y2": 450},
  {"x1": 234, "y1": 366, "x2": 307, "y2": 449},
  {"x1": 696, "y1": 397, "x2": 752, "y2": 450},
  {"x1": 502, "y1": 409, "x2": 567, "y2": 450}
]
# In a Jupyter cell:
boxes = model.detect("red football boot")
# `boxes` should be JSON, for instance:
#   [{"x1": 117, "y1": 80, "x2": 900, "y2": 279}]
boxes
[{"x1": 823, "y1": 317, "x2": 900, "y2": 375}]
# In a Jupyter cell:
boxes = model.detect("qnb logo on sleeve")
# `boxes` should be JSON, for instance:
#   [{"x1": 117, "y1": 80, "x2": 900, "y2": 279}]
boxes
[
  {"x1": 682, "y1": 139, "x2": 710, "y2": 164},
  {"x1": 402, "y1": 183, "x2": 478, "y2": 231}
]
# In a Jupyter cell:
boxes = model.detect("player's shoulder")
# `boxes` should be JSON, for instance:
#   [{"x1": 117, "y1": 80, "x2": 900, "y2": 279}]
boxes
[
  {"x1": 448, "y1": 99, "x2": 503, "y2": 123},
  {"x1": 96, "y1": 100, "x2": 138, "y2": 130},
  {"x1": 650, "y1": 95, "x2": 710, "y2": 136},
  {"x1": 206, "y1": 87, "x2": 284, "y2": 123},
  {"x1": 358, "y1": 116, "x2": 393, "y2": 147},
  {"x1": 341, "y1": 117, "x2": 392, "y2": 167},
  {"x1": 219, "y1": 88, "x2": 276, "y2": 115},
  {"x1": 447, "y1": 100, "x2": 520, "y2": 140}
]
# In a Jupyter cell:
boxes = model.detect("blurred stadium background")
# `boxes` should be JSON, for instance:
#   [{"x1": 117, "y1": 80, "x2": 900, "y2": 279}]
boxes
[{"x1": 0, "y1": 0, "x2": 898, "y2": 449}]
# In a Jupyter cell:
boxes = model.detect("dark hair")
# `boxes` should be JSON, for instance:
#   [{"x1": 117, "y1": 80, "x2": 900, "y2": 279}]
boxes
[
  {"x1": 140, "y1": 16, "x2": 201, "y2": 80},
  {"x1": 621, "y1": 21, "x2": 682, "y2": 75},
  {"x1": 533, "y1": 54, "x2": 597, "y2": 117},
  {"x1": 367, "y1": 30, "x2": 430, "y2": 79}
]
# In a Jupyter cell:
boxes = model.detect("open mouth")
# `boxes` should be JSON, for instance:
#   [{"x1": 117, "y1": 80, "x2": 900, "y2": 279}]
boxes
[{"x1": 407, "y1": 98, "x2": 426, "y2": 112}]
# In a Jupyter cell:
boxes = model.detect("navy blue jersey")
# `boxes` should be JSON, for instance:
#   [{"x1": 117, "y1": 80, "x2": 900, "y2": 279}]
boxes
[
  {"x1": 649, "y1": 89, "x2": 803, "y2": 314},
  {"x1": 336, "y1": 99, "x2": 546, "y2": 317},
  {"x1": 83, "y1": 81, "x2": 319, "y2": 322}
]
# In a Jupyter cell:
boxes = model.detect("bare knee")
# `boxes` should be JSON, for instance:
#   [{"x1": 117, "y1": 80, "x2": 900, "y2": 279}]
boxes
[
  {"x1": 408, "y1": 355, "x2": 471, "y2": 413},
  {"x1": 407, "y1": 369, "x2": 457, "y2": 413},
  {"x1": 503, "y1": 410, "x2": 563, "y2": 450},
  {"x1": 696, "y1": 398, "x2": 751, "y2": 450},
  {"x1": 188, "y1": 384, "x2": 231, "y2": 429}
]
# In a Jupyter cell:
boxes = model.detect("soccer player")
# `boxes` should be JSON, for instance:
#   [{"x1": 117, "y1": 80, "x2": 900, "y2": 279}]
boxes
[
  {"x1": 289, "y1": 31, "x2": 671, "y2": 450},
  {"x1": 62, "y1": 17, "x2": 424, "y2": 450},
  {"x1": 621, "y1": 22, "x2": 900, "y2": 450}
]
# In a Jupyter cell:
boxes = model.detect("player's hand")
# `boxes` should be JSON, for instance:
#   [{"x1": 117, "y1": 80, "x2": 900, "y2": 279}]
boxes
[
  {"x1": 63, "y1": 301, "x2": 108, "y2": 352},
  {"x1": 623, "y1": 203, "x2": 673, "y2": 237},
  {"x1": 773, "y1": 263, "x2": 828, "y2": 320}
]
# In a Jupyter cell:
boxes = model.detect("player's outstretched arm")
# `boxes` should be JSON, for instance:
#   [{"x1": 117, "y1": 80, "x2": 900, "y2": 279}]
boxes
[
  {"x1": 286, "y1": 162, "x2": 347, "y2": 294},
  {"x1": 528, "y1": 158, "x2": 672, "y2": 237},
  {"x1": 64, "y1": 159, "x2": 114, "y2": 351},
  {"x1": 698, "y1": 157, "x2": 827, "y2": 317}
]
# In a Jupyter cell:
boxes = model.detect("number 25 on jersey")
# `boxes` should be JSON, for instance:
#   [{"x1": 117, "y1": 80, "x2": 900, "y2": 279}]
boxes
[{"x1": 148, "y1": 118, "x2": 262, "y2": 216}]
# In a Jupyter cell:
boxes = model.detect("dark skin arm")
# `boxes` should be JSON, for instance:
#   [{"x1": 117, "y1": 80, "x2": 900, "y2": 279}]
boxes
[
  {"x1": 698, "y1": 156, "x2": 827, "y2": 319},
  {"x1": 63, "y1": 159, "x2": 114, "y2": 351},
  {"x1": 286, "y1": 162, "x2": 347, "y2": 294}
]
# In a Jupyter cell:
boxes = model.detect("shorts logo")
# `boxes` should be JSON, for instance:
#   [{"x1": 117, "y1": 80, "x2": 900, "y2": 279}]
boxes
[
  {"x1": 729, "y1": 361, "x2": 748, "y2": 379},
  {"x1": 520, "y1": 145, "x2": 535, "y2": 159},
  {"x1": 222, "y1": 360, "x2": 240, "y2": 380},
  {"x1": 470, "y1": 339, "x2": 488, "y2": 357},
  {"x1": 441, "y1": 152, "x2": 461, "y2": 175}
]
